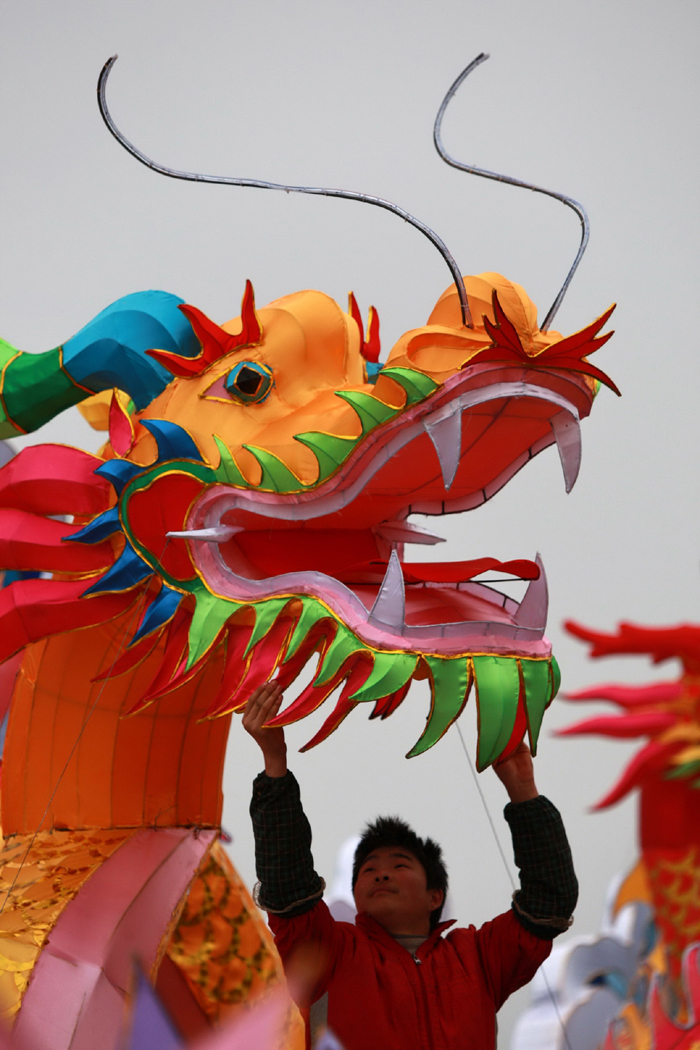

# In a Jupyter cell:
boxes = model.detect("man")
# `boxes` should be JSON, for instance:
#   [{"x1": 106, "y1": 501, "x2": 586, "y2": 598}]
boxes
[{"x1": 244, "y1": 682, "x2": 577, "y2": 1050}]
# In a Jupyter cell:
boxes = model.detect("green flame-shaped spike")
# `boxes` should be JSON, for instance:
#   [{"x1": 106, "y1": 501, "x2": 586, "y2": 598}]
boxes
[
  {"x1": 380, "y1": 367, "x2": 439, "y2": 405},
  {"x1": 187, "y1": 588, "x2": 242, "y2": 670},
  {"x1": 314, "y1": 623, "x2": 366, "y2": 686},
  {"x1": 350, "y1": 651, "x2": 417, "y2": 703},
  {"x1": 407, "y1": 656, "x2": 471, "y2": 758},
  {"x1": 294, "y1": 431, "x2": 359, "y2": 483},
  {"x1": 334, "y1": 390, "x2": 397, "y2": 435},
  {"x1": 473, "y1": 655, "x2": 521, "y2": 771},
  {"x1": 213, "y1": 435, "x2": 249, "y2": 487},
  {"x1": 551, "y1": 655, "x2": 561, "y2": 699},
  {"x1": 284, "y1": 600, "x2": 333, "y2": 661},
  {"x1": 242, "y1": 445, "x2": 305, "y2": 493},
  {"x1": 243, "y1": 598, "x2": 293, "y2": 656},
  {"x1": 521, "y1": 658, "x2": 553, "y2": 756}
]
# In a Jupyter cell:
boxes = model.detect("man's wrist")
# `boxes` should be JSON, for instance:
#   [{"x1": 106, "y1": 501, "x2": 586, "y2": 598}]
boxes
[
  {"x1": 264, "y1": 750, "x2": 288, "y2": 778},
  {"x1": 506, "y1": 781, "x2": 539, "y2": 803}
]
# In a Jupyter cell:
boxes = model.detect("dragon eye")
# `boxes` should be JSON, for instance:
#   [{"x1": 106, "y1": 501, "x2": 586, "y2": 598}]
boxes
[{"x1": 224, "y1": 361, "x2": 273, "y2": 404}]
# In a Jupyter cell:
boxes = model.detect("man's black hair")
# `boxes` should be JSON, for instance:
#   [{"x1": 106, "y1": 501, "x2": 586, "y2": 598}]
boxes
[{"x1": 352, "y1": 816, "x2": 448, "y2": 929}]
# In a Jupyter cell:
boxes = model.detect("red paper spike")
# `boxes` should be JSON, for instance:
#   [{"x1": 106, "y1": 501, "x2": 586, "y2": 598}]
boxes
[
  {"x1": 208, "y1": 617, "x2": 293, "y2": 717},
  {"x1": 348, "y1": 292, "x2": 381, "y2": 363},
  {"x1": 496, "y1": 693, "x2": 529, "y2": 764},
  {"x1": 265, "y1": 656, "x2": 364, "y2": 728},
  {"x1": 557, "y1": 712, "x2": 676, "y2": 738},
  {"x1": 202, "y1": 624, "x2": 255, "y2": 717},
  {"x1": 92, "y1": 628, "x2": 162, "y2": 681},
  {"x1": 369, "y1": 680, "x2": 412, "y2": 720},
  {"x1": 565, "y1": 620, "x2": 700, "y2": 671},
  {"x1": 126, "y1": 604, "x2": 193, "y2": 712},
  {"x1": 299, "y1": 660, "x2": 374, "y2": 751},
  {"x1": 273, "y1": 621, "x2": 335, "y2": 693},
  {"x1": 108, "y1": 390, "x2": 135, "y2": 457},
  {"x1": 483, "y1": 292, "x2": 529, "y2": 358},
  {"x1": 591, "y1": 740, "x2": 677, "y2": 810},
  {"x1": 147, "y1": 281, "x2": 263, "y2": 377},
  {"x1": 564, "y1": 681, "x2": 682, "y2": 707},
  {"x1": 475, "y1": 295, "x2": 619, "y2": 395}
]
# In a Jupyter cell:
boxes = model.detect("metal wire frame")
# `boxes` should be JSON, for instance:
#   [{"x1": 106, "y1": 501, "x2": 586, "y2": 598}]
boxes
[
  {"x1": 433, "y1": 53, "x2": 590, "y2": 332},
  {"x1": 97, "y1": 55, "x2": 474, "y2": 328}
]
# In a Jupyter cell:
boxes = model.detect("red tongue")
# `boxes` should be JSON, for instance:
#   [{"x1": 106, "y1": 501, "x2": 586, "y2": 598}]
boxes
[{"x1": 359, "y1": 557, "x2": 540, "y2": 583}]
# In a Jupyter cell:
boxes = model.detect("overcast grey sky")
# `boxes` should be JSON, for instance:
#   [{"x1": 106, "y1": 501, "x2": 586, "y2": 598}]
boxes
[{"x1": 2, "y1": 1, "x2": 699, "y2": 1042}]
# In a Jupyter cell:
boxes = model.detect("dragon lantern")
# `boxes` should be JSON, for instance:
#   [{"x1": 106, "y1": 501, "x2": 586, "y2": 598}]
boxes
[{"x1": 0, "y1": 54, "x2": 616, "y2": 1048}]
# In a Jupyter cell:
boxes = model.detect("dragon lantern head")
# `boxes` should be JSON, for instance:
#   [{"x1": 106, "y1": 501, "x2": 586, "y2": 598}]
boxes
[{"x1": 0, "y1": 53, "x2": 618, "y2": 768}]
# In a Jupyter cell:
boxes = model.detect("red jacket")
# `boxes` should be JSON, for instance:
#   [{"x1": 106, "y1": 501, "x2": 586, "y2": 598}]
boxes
[{"x1": 271, "y1": 900, "x2": 551, "y2": 1050}]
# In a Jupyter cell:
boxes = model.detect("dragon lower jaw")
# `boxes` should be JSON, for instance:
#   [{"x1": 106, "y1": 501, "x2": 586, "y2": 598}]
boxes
[{"x1": 185, "y1": 536, "x2": 550, "y2": 658}]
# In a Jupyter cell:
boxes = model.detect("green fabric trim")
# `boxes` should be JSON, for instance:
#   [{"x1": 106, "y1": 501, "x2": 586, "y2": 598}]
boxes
[
  {"x1": 243, "y1": 445, "x2": 305, "y2": 493},
  {"x1": 473, "y1": 655, "x2": 521, "y2": 770},
  {"x1": 350, "y1": 651, "x2": 417, "y2": 703},
  {"x1": 244, "y1": 598, "x2": 291, "y2": 656},
  {"x1": 407, "y1": 656, "x2": 471, "y2": 757},
  {"x1": 294, "y1": 431, "x2": 358, "y2": 484},
  {"x1": 187, "y1": 589, "x2": 241, "y2": 670},
  {"x1": 284, "y1": 601, "x2": 331, "y2": 660},
  {"x1": 380, "y1": 367, "x2": 439, "y2": 405},
  {"x1": 314, "y1": 624, "x2": 364, "y2": 685},
  {"x1": 334, "y1": 390, "x2": 397, "y2": 435},
  {"x1": 0, "y1": 344, "x2": 86, "y2": 436},
  {"x1": 213, "y1": 435, "x2": 249, "y2": 486},
  {"x1": 521, "y1": 659, "x2": 553, "y2": 757}
]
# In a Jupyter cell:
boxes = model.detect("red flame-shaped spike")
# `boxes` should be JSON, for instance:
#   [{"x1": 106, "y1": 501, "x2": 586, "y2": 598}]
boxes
[{"x1": 147, "y1": 280, "x2": 263, "y2": 377}]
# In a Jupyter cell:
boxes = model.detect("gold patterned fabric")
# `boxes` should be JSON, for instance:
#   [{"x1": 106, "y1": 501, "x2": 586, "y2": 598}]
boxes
[
  {"x1": 165, "y1": 840, "x2": 304, "y2": 1045},
  {"x1": 0, "y1": 827, "x2": 132, "y2": 1019}
]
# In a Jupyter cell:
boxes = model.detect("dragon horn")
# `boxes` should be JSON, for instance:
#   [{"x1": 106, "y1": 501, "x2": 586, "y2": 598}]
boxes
[{"x1": 433, "y1": 53, "x2": 589, "y2": 332}]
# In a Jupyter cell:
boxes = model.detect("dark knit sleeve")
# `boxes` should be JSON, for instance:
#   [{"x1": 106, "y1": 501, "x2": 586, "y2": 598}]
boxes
[
  {"x1": 249, "y1": 770, "x2": 325, "y2": 916},
  {"x1": 504, "y1": 794, "x2": 578, "y2": 940}
]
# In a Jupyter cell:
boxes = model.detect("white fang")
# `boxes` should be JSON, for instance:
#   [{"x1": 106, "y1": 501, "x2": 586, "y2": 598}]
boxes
[
  {"x1": 423, "y1": 409, "x2": 462, "y2": 489},
  {"x1": 369, "y1": 549, "x2": 406, "y2": 629}
]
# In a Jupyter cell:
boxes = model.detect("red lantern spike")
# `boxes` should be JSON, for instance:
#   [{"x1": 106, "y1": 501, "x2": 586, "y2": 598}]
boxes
[
  {"x1": 146, "y1": 280, "x2": 263, "y2": 377},
  {"x1": 202, "y1": 624, "x2": 255, "y2": 718},
  {"x1": 488, "y1": 290, "x2": 529, "y2": 356},
  {"x1": 126, "y1": 604, "x2": 193, "y2": 712},
  {"x1": 369, "y1": 680, "x2": 411, "y2": 720},
  {"x1": 299, "y1": 660, "x2": 373, "y2": 751},
  {"x1": 348, "y1": 292, "x2": 364, "y2": 344},
  {"x1": 348, "y1": 292, "x2": 381, "y2": 364},
  {"x1": 207, "y1": 617, "x2": 293, "y2": 718},
  {"x1": 108, "y1": 390, "x2": 135, "y2": 457}
]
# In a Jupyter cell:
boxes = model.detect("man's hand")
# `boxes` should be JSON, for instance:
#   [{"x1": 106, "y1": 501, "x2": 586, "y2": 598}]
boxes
[
  {"x1": 241, "y1": 682, "x2": 288, "y2": 778},
  {"x1": 493, "y1": 741, "x2": 539, "y2": 803}
]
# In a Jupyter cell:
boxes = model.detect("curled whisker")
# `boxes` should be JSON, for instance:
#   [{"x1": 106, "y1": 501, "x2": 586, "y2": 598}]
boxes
[
  {"x1": 433, "y1": 53, "x2": 589, "y2": 331},
  {"x1": 97, "y1": 55, "x2": 474, "y2": 328}
]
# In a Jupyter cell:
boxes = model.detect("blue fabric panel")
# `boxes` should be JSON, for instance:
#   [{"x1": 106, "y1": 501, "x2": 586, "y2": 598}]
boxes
[
  {"x1": 62, "y1": 290, "x2": 199, "y2": 410},
  {"x1": 69, "y1": 506, "x2": 121, "y2": 544},
  {"x1": 82, "y1": 544, "x2": 151, "y2": 596},
  {"x1": 140, "y1": 420, "x2": 204, "y2": 464},
  {"x1": 130, "y1": 583, "x2": 182, "y2": 646}
]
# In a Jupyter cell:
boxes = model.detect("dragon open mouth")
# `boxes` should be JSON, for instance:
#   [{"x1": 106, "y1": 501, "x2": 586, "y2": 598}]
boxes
[{"x1": 174, "y1": 364, "x2": 582, "y2": 659}]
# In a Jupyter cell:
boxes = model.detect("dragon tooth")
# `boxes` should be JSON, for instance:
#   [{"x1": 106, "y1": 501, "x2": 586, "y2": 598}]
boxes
[
  {"x1": 550, "y1": 409, "x2": 582, "y2": 494},
  {"x1": 375, "y1": 520, "x2": 445, "y2": 545},
  {"x1": 513, "y1": 554, "x2": 548, "y2": 630},
  {"x1": 369, "y1": 549, "x2": 406, "y2": 629},
  {"x1": 167, "y1": 524, "x2": 242, "y2": 542},
  {"x1": 423, "y1": 408, "x2": 462, "y2": 490}
]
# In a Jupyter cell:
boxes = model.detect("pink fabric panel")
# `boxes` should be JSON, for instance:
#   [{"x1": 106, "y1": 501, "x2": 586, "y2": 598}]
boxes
[{"x1": 15, "y1": 827, "x2": 215, "y2": 1050}]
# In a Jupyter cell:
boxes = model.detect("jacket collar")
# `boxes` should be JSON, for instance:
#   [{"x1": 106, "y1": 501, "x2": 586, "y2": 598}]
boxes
[{"x1": 356, "y1": 912, "x2": 456, "y2": 954}]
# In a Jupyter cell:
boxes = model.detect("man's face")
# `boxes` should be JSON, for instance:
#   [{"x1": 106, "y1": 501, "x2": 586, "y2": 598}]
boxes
[{"x1": 353, "y1": 847, "x2": 444, "y2": 937}]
